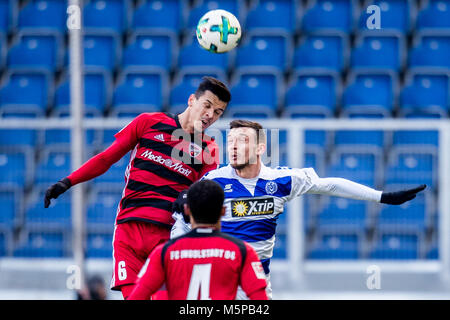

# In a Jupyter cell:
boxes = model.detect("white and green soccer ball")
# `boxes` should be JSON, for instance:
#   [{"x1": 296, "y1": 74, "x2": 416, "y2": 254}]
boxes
[{"x1": 196, "y1": 9, "x2": 242, "y2": 53}]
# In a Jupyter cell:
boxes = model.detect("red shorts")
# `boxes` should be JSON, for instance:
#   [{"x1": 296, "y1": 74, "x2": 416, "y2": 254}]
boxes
[{"x1": 110, "y1": 220, "x2": 170, "y2": 291}]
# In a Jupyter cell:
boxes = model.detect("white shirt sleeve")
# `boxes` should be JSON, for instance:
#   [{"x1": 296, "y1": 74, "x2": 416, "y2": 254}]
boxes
[
  {"x1": 289, "y1": 167, "x2": 382, "y2": 202},
  {"x1": 170, "y1": 212, "x2": 192, "y2": 239}
]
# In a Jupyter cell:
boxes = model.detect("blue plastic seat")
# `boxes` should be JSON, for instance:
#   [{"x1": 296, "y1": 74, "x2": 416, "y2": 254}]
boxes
[
  {"x1": 83, "y1": 0, "x2": 129, "y2": 32},
  {"x1": 342, "y1": 72, "x2": 396, "y2": 117},
  {"x1": 132, "y1": 0, "x2": 183, "y2": 33},
  {"x1": 409, "y1": 34, "x2": 450, "y2": 69},
  {"x1": 377, "y1": 194, "x2": 428, "y2": 231},
  {"x1": 93, "y1": 152, "x2": 130, "y2": 185},
  {"x1": 34, "y1": 150, "x2": 71, "y2": 184},
  {"x1": 227, "y1": 72, "x2": 281, "y2": 118},
  {"x1": 25, "y1": 188, "x2": 71, "y2": 231},
  {"x1": 186, "y1": 0, "x2": 241, "y2": 30},
  {"x1": 0, "y1": 151, "x2": 28, "y2": 187},
  {"x1": 235, "y1": 33, "x2": 291, "y2": 71},
  {"x1": 169, "y1": 72, "x2": 226, "y2": 114},
  {"x1": 326, "y1": 152, "x2": 378, "y2": 187},
  {"x1": 385, "y1": 151, "x2": 436, "y2": 188},
  {"x1": 416, "y1": 0, "x2": 450, "y2": 30},
  {"x1": 369, "y1": 233, "x2": 419, "y2": 259},
  {"x1": 18, "y1": 0, "x2": 67, "y2": 31},
  {"x1": 317, "y1": 197, "x2": 369, "y2": 231},
  {"x1": 351, "y1": 33, "x2": 403, "y2": 70},
  {"x1": 7, "y1": 32, "x2": 62, "y2": 70},
  {"x1": 122, "y1": 33, "x2": 176, "y2": 71},
  {"x1": 358, "y1": 0, "x2": 412, "y2": 32},
  {"x1": 293, "y1": 33, "x2": 348, "y2": 72},
  {"x1": 245, "y1": 0, "x2": 297, "y2": 32},
  {"x1": 0, "y1": 129, "x2": 38, "y2": 148},
  {"x1": 13, "y1": 231, "x2": 66, "y2": 257},
  {"x1": 178, "y1": 35, "x2": 230, "y2": 74},
  {"x1": 0, "y1": 33, "x2": 5, "y2": 69},
  {"x1": 87, "y1": 189, "x2": 121, "y2": 228},
  {"x1": 86, "y1": 232, "x2": 113, "y2": 258},
  {"x1": 0, "y1": 0, "x2": 13, "y2": 34},
  {"x1": 391, "y1": 130, "x2": 439, "y2": 149},
  {"x1": 0, "y1": 189, "x2": 19, "y2": 228},
  {"x1": 308, "y1": 233, "x2": 360, "y2": 259},
  {"x1": 272, "y1": 233, "x2": 287, "y2": 259},
  {"x1": 334, "y1": 130, "x2": 385, "y2": 150},
  {"x1": 54, "y1": 71, "x2": 112, "y2": 117},
  {"x1": 283, "y1": 73, "x2": 338, "y2": 118},
  {"x1": 302, "y1": 0, "x2": 355, "y2": 32},
  {"x1": 0, "y1": 71, "x2": 51, "y2": 117},
  {"x1": 82, "y1": 32, "x2": 120, "y2": 71},
  {"x1": 44, "y1": 129, "x2": 98, "y2": 147},
  {"x1": 112, "y1": 70, "x2": 168, "y2": 116},
  {"x1": 400, "y1": 72, "x2": 449, "y2": 117}
]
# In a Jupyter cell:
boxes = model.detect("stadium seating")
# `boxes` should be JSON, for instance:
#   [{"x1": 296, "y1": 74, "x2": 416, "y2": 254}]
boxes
[
  {"x1": 308, "y1": 232, "x2": 361, "y2": 259},
  {"x1": 416, "y1": 0, "x2": 450, "y2": 30},
  {"x1": 132, "y1": 0, "x2": 184, "y2": 33},
  {"x1": 409, "y1": 33, "x2": 450, "y2": 69},
  {"x1": 17, "y1": 0, "x2": 67, "y2": 32},
  {"x1": 317, "y1": 198, "x2": 369, "y2": 231},
  {"x1": 80, "y1": 32, "x2": 121, "y2": 71},
  {"x1": 87, "y1": 189, "x2": 121, "y2": 230},
  {"x1": 86, "y1": 231, "x2": 113, "y2": 258},
  {"x1": 358, "y1": 0, "x2": 413, "y2": 32},
  {"x1": 0, "y1": 0, "x2": 13, "y2": 35},
  {"x1": 369, "y1": 232, "x2": 420, "y2": 259},
  {"x1": 13, "y1": 230, "x2": 67, "y2": 257},
  {"x1": 186, "y1": 0, "x2": 243, "y2": 31},
  {"x1": 301, "y1": 0, "x2": 355, "y2": 33},
  {"x1": 245, "y1": 0, "x2": 298, "y2": 32},
  {"x1": 83, "y1": 0, "x2": 130, "y2": 33}
]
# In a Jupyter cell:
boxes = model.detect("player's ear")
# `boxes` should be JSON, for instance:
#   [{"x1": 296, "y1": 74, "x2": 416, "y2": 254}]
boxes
[
  {"x1": 184, "y1": 203, "x2": 191, "y2": 216},
  {"x1": 187, "y1": 94, "x2": 196, "y2": 107},
  {"x1": 256, "y1": 142, "x2": 266, "y2": 156}
]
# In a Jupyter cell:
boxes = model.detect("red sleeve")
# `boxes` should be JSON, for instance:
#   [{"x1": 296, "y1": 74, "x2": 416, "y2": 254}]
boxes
[
  {"x1": 128, "y1": 244, "x2": 166, "y2": 300},
  {"x1": 66, "y1": 113, "x2": 152, "y2": 186},
  {"x1": 198, "y1": 139, "x2": 220, "y2": 177},
  {"x1": 239, "y1": 243, "x2": 268, "y2": 300}
]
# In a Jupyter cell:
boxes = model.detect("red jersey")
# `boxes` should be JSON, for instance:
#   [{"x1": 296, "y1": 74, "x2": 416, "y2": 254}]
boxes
[
  {"x1": 67, "y1": 112, "x2": 219, "y2": 228},
  {"x1": 128, "y1": 228, "x2": 268, "y2": 300}
]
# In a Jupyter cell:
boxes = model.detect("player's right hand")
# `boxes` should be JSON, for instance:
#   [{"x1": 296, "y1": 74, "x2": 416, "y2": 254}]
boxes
[
  {"x1": 172, "y1": 190, "x2": 189, "y2": 223},
  {"x1": 44, "y1": 178, "x2": 72, "y2": 208},
  {"x1": 380, "y1": 184, "x2": 426, "y2": 205}
]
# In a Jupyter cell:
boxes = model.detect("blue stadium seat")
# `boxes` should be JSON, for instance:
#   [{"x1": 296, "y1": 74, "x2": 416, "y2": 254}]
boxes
[
  {"x1": 369, "y1": 233, "x2": 420, "y2": 259},
  {"x1": 87, "y1": 189, "x2": 121, "y2": 229},
  {"x1": 0, "y1": 33, "x2": 5, "y2": 69},
  {"x1": 409, "y1": 33, "x2": 450, "y2": 69},
  {"x1": 178, "y1": 35, "x2": 231, "y2": 74},
  {"x1": 426, "y1": 239, "x2": 438, "y2": 259},
  {"x1": 358, "y1": 0, "x2": 413, "y2": 32},
  {"x1": 169, "y1": 71, "x2": 227, "y2": 114},
  {"x1": 391, "y1": 130, "x2": 439, "y2": 149},
  {"x1": 342, "y1": 72, "x2": 396, "y2": 117},
  {"x1": 326, "y1": 151, "x2": 379, "y2": 187},
  {"x1": 25, "y1": 188, "x2": 71, "y2": 231},
  {"x1": 0, "y1": 150, "x2": 30, "y2": 187},
  {"x1": 0, "y1": 0, "x2": 13, "y2": 34},
  {"x1": 44, "y1": 129, "x2": 99, "y2": 147},
  {"x1": 308, "y1": 233, "x2": 361, "y2": 259},
  {"x1": 283, "y1": 72, "x2": 338, "y2": 118},
  {"x1": 292, "y1": 33, "x2": 348, "y2": 72},
  {"x1": 0, "y1": 188, "x2": 19, "y2": 228},
  {"x1": 305, "y1": 149, "x2": 325, "y2": 177},
  {"x1": 86, "y1": 231, "x2": 113, "y2": 258},
  {"x1": 317, "y1": 198, "x2": 369, "y2": 231},
  {"x1": 334, "y1": 130, "x2": 385, "y2": 150},
  {"x1": 0, "y1": 231, "x2": 10, "y2": 256},
  {"x1": 416, "y1": 0, "x2": 450, "y2": 30},
  {"x1": 93, "y1": 151, "x2": 130, "y2": 185},
  {"x1": 132, "y1": 0, "x2": 183, "y2": 33},
  {"x1": 53, "y1": 71, "x2": 112, "y2": 117},
  {"x1": 112, "y1": 70, "x2": 168, "y2": 117},
  {"x1": 7, "y1": 32, "x2": 62, "y2": 71},
  {"x1": 351, "y1": 33, "x2": 404, "y2": 71},
  {"x1": 0, "y1": 71, "x2": 52, "y2": 117},
  {"x1": 0, "y1": 129, "x2": 38, "y2": 147},
  {"x1": 81, "y1": 32, "x2": 121, "y2": 71},
  {"x1": 245, "y1": 0, "x2": 298, "y2": 32},
  {"x1": 227, "y1": 71, "x2": 281, "y2": 118},
  {"x1": 385, "y1": 151, "x2": 436, "y2": 188},
  {"x1": 302, "y1": 0, "x2": 355, "y2": 32},
  {"x1": 235, "y1": 33, "x2": 292, "y2": 71},
  {"x1": 13, "y1": 231, "x2": 66, "y2": 257},
  {"x1": 34, "y1": 149, "x2": 71, "y2": 184},
  {"x1": 400, "y1": 72, "x2": 449, "y2": 118},
  {"x1": 17, "y1": 0, "x2": 67, "y2": 31},
  {"x1": 186, "y1": 0, "x2": 242, "y2": 30},
  {"x1": 377, "y1": 193, "x2": 428, "y2": 231},
  {"x1": 122, "y1": 33, "x2": 176, "y2": 71},
  {"x1": 83, "y1": 0, "x2": 130, "y2": 32},
  {"x1": 272, "y1": 232, "x2": 287, "y2": 259}
]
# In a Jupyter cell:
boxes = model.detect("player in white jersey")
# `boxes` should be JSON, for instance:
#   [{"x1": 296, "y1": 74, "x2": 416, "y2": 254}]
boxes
[{"x1": 171, "y1": 119, "x2": 426, "y2": 299}]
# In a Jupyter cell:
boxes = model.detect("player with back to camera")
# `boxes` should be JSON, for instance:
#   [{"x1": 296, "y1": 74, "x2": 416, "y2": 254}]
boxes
[
  {"x1": 43, "y1": 77, "x2": 231, "y2": 299},
  {"x1": 128, "y1": 179, "x2": 268, "y2": 300},
  {"x1": 171, "y1": 119, "x2": 427, "y2": 299}
]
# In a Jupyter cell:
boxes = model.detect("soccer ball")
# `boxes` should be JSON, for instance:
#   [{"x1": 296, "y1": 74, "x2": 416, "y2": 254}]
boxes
[{"x1": 196, "y1": 9, "x2": 242, "y2": 53}]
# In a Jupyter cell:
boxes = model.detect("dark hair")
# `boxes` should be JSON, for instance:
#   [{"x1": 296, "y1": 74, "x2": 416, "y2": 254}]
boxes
[
  {"x1": 187, "y1": 180, "x2": 225, "y2": 224},
  {"x1": 229, "y1": 119, "x2": 266, "y2": 144},
  {"x1": 195, "y1": 76, "x2": 231, "y2": 104}
]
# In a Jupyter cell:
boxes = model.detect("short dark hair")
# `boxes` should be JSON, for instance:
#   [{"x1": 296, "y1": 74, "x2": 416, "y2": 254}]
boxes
[
  {"x1": 229, "y1": 119, "x2": 266, "y2": 144},
  {"x1": 187, "y1": 180, "x2": 225, "y2": 224},
  {"x1": 195, "y1": 76, "x2": 231, "y2": 104}
]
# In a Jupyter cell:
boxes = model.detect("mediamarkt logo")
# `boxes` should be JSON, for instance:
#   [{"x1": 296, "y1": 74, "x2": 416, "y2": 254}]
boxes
[{"x1": 141, "y1": 150, "x2": 192, "y2": 177}]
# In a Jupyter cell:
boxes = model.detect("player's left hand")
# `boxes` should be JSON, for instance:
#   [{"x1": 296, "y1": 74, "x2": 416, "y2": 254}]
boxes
[{"x1": 380, "y1": 184, "x2": 426, "y2": 205}]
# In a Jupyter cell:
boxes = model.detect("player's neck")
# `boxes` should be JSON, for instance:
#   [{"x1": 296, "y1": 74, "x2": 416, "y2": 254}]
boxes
[
  {"x1": 191, "y1": 223, "x2": 220, "y2": 230},
  {"x1": 234, "y1": 160, "x2": 261, "y2": 179}
]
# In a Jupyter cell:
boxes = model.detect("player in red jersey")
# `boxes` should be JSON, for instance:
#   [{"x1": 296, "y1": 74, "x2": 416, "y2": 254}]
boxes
[
  {"x1": 128, "y1": 180, "x2": 268, "y2": 300},
  {"x1": 43, "y1": 77, "x2": 231, "y2": 299}
]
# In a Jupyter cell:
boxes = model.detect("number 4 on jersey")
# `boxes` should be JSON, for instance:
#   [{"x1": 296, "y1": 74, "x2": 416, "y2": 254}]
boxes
[{"x1": 186, "y1": 264, "x2": 212, "y2": 300}]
